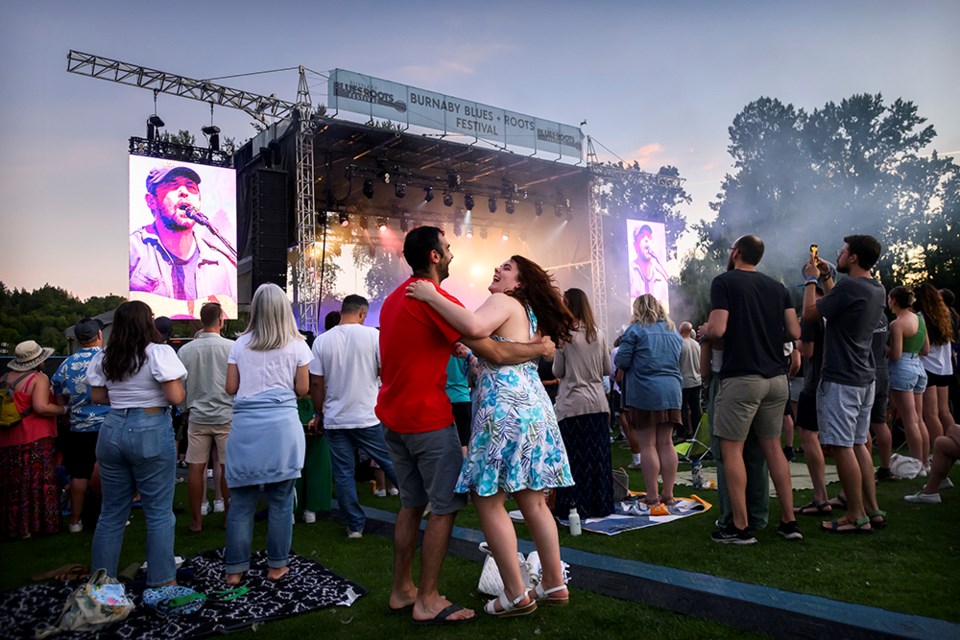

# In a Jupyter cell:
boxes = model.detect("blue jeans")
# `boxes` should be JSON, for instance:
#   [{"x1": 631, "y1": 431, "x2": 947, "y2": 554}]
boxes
[
  {"x1": 326, "y1": 425, "x2": 399, "y2": 533},
  {"x1": 225, "y1": 479, "x2": 296, "y2": 574},
  {"x1": 92, "y1": 409, "x2": 176, "y2": 587}
]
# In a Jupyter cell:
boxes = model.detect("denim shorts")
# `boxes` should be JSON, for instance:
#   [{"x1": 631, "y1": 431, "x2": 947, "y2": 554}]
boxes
[{"x1": 888, "y1": 353, "x2": 927, "y2": 394}]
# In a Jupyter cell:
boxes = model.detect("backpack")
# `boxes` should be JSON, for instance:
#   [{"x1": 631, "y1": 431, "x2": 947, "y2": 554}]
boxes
[
  {"x1": 0, "y1": 372, "x2": 33, "y2": 429},
  {"x1": 35, "y1": 569, "x2": 134, "y2": 638}
]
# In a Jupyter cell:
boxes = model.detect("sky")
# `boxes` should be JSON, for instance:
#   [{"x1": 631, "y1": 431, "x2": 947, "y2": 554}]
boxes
[{"x1": 2, "y1": 0, "x2": 958, "y2": 300}]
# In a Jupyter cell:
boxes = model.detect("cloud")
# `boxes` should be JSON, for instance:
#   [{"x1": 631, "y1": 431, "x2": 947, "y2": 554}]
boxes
[{"x1": 395, "y1": 43, "x2": 515, "y2": 84}]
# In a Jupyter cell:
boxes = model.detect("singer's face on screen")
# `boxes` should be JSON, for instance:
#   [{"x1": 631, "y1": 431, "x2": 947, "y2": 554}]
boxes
[
  {"x1": 146, "y1": 176, "x2": 201, "y2": 232},
  {"x1": 633, "y1": 233, "x2": 651, "y2": 264}
]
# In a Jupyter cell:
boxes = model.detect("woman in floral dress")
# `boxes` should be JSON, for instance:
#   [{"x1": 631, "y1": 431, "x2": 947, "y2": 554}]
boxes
[{"x1": 407, "y1": 255, "x2": 577, "y2": 618}]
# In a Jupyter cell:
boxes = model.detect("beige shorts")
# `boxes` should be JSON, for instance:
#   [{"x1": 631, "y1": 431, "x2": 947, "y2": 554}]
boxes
[
  {"x1": 713, "y1": 375, "x2": 788, "y2": 441},
  {"x1": 185, "y1": 421, "x2": 231, "y2": 464}
]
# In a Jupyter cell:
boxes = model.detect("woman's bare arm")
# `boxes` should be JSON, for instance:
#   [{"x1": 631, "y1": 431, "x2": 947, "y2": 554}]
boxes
[{"x1": 406, "y1": 281, "x2": 513, "y2": 339}]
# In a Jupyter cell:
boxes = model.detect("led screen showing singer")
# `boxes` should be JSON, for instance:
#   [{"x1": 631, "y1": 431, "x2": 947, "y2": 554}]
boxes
[
  {"x1": 128, "y1": 157, "x2": 237, "y2": 319},
  {"x1": 627, "y1": 219, "x2": 669, "y2": 311}
]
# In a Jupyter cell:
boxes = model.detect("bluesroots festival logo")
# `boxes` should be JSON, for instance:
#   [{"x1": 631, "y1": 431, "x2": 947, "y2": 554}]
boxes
[{"x1": 334, "y1": 81, "x2": 407, "y2": 113}]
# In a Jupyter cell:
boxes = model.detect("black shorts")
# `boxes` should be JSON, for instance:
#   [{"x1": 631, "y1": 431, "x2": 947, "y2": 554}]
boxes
[
  {"x1": 871, "y1": 376, "x2": 890, "y2": 424},
  {"x1": 64, "y1": 430, "x2": 100, "y2": 480},
  {"x1": 795, "y1": 391, "x2": 818, "y2": 432},
  {"x1": 925, "y1": 371, "x2": 954, "y2": 388},
  {"x1": 451, "y1": 402, "x2": 472, "y2": 446}
]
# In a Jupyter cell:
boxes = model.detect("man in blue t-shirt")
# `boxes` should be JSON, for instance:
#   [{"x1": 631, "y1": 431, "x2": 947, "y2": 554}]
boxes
[{"x1": 52, "y1": 318, "x2": 110, "y2": 533}]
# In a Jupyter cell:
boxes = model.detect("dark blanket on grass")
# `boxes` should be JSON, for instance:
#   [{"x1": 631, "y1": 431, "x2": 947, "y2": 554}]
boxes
[{"x1": 1, "y1": 550, "x2": 365, "y2": 639}]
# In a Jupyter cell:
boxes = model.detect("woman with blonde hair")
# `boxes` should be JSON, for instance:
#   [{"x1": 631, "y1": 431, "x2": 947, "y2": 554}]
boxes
[
  {"x1": 225, "y1": 283, "x2": 312, "y2": 584},
  {"x1": 615, "y1": 294, "x2": 682, "y2": 512}
]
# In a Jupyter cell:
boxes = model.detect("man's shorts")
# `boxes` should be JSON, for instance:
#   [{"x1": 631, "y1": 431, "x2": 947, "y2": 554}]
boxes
[
  {"x1": 795, "y1": 391, "x2": 818, "y2": 432},
  {"x1": 384, "y1": 424, "x2": 468, "y2": 515},
  {"x1": 871, "y1": 375, "x2": 890, "y2": 424},
  {"x1": 818, "y1": 380, "x2": 874, "y2": 448},
  {"x1": 185, "y1": 421, "x2": 231, "y2": 465},
  {"x1": 889, "y1": 353, "x2": 927, "y2": 394},
  {"x1": 713, "y1": 374, "x2": 789, "y2": 441},
  {"x1": 64, "y1": 430, "x2": 100, "y2": 480}
]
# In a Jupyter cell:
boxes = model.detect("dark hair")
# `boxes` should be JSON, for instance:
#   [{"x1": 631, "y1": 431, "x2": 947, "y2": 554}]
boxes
[
  {"x1": 914, "y1": 282, "x2": 953, "y2": 345},
  {"x1": 505, "y1": 255, "x2": 576, "y2": 346},
  {"x1": 403, "y1": 226, "x2": 445, "y2": 275},
  {"x1": 734, "y1": 235, "x2": 764, "y2": 266},
  {"x1": 102, "y1": 301, "x2": 161, "y2": 382},
  {"x1": 940, "y1": 288, "x2": 956, "y2": 308},
  {"x1": 844, "y1": 234, "x2": 882, "y2": 270},
  {"x1": 888, "y1": 286, "x2": 914, "y2": 310},
  {"x1": 563, "y1": 288, "x2": 598, "y2": 343},
  {"x1": 341, "y1": 294, "x2": 369, "y2": 315},
  {"x1": 199, "y1": 302, "x2": 222, "y2": 328},
  {"x1": 324, "y1": 311, "x2": 341, "y2": 332},
  {"x1": 299, "y1": 330, "x2": 316, "y2": 348},
  {"x1": 154, "y1": 316, "x2": 173, "y2": 342}
]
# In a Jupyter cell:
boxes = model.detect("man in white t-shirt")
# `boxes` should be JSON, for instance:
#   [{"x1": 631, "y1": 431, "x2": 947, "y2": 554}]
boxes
[{"x1": 308, "y1": 294, "x2": 398, "y2": 538}]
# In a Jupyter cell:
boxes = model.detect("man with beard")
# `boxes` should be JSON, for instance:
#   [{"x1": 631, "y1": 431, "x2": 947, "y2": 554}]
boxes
[
  {"x1": 802, "y1": 235, "x2": 886, "y2": 533},
  {"x1": 129, "y1": 165, "x2": 236, "y2": 308},
  {"x1": 630, "y1": 224, "x2": 669, "y2": 304},
  {"x1": 704, "y1": 235, "x2": 802, "y2": 544}
]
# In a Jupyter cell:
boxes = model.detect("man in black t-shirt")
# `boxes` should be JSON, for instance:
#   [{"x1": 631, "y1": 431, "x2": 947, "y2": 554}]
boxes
[
  {"x1": 802, "y1": 234, "x2": 886, "y2": 534},
  {"x1": 704, "y1": 235, "x2": 802, "y2": 544}
]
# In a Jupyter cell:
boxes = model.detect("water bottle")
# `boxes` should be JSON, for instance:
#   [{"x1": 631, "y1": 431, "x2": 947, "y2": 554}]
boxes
[
  {"x1": 691, "y1": 460, "x2": 703, "y2": 489},
  {"x1": 567, "y1": 508, "x2": 582, "y2": 536}
]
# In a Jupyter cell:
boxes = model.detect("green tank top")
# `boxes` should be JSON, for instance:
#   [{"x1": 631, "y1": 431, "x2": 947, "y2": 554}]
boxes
[{"x1": 901, "y1": 312, "x2": 927, "y2": 354}]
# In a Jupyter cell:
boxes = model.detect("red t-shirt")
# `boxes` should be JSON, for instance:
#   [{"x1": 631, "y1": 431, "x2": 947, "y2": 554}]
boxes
[{"x1": 376, "y1": 277, "x2": 464, "y2": 433}]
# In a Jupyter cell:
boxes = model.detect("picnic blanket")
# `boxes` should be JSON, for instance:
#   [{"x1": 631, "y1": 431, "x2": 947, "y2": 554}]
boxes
[
  {"x1": 676, "y1": 461, "x2": 839, "y2": 495},
  {"x1": 510, "y1": 495, "x2": 712, "y2": 536},
  {"x1": 1, "y1": 549, "x2": 364, "y2": 639}
]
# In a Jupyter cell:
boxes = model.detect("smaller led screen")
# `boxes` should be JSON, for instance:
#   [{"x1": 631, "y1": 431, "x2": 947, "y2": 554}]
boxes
[{"x1": 626, "y1": 219, "x2": 669, "y2": 312}]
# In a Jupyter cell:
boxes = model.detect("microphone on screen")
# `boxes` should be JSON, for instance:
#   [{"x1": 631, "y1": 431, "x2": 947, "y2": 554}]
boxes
[{"x1": 182, "y1": 205, "x2": 211, "y2": 226}]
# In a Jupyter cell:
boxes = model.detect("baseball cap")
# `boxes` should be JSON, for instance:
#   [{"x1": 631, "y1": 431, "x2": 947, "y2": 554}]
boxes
[
  {"x1": 633, "y1": 224, "x2": 653, "y2": 240},
  {"x1": 146, "y1": 166, "x2": 201, "y2": 194},
  {"x1": 74, "y1": 318, "x2": 104, "y2": 342}
]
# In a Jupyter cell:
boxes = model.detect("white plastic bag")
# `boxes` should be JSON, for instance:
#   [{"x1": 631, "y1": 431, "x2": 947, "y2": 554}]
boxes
[{"x1": 476, "y1": 541, "x2": 531, "y2": 596}]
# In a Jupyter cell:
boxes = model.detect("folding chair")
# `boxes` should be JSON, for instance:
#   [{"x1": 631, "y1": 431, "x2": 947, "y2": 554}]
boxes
[{"x1": 675, "y1": 412, "x2": 712, "y2": 464}]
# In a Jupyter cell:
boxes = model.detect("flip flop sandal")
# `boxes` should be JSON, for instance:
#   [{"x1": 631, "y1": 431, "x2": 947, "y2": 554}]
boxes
[
  {"x1": 794, "y1": 500, "x2": 832, "y2": 516},
  {"x1": 821, "y1": 516, "x2": 872, "y2": 534},
  {"x1": 412, "y1": 603, "x2": 478, "y2": 625}
]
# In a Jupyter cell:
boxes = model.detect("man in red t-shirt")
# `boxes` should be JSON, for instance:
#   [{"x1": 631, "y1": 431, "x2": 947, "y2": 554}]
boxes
[{"x1": 378, "y1": 226, "x2": 552, "y2": 625}]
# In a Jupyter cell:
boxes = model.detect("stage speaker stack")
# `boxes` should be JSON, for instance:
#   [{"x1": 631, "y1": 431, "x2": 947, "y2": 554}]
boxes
[{"x1": 250, "y1": 169, "x2": 289, "y2": 290}]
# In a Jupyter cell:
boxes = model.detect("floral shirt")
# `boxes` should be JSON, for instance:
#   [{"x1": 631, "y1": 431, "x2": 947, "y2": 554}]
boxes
[{"x1": 51, "y1": 347, "x2": 110, "y2": 432}]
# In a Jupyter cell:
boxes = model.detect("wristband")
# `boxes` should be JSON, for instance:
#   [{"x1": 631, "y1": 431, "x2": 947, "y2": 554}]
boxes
[
  {"x1": 804, "y1": 280, "x2": 818, "y2": 286},
  {"x1": 805, "y1": 275, "x2": 818, "y2": 283}
]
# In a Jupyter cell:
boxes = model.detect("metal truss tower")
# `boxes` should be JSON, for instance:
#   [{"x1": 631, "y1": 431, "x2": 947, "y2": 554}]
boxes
[{"x1": 293, "y1": 67, "x2": 319, "y2": 333}]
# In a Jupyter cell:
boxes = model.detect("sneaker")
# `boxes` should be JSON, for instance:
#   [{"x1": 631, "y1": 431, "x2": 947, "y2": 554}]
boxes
[
  {"x1": 303, "y1": 509, "x2": 316, "y2": 524},
  {"x1": 777, "y1": 520, "x2": 803, "y2": 541},
  {"x1": 373, "y1": 489, "x2": 387, "y2": 498},
  {"x1": 904, "y1": 490, "x2": 941, "y2": 504},
  {"x1": 940, "y1": 478, "x2": 954, "y2": 490},
  {"x1": 347, "y1": 530, "x2": 363, "y2": 539},
  {"x1": 711, "y1": 525, "x2": 757, "y2": 545},
  {"x1": 67, "y1": 522, "x2": 83, "y2": 534},
  {"x1": 388, "y1": 487, "x2": 399, "y2": 496},
  {"x1": 875, "y1": 467, "x2": 893, "y2": 481},
  {"x1": 200, "y1": 501, "x2": 210, "y2": 516},
  {"x1": 213, "y1": 499, "x2": 225, "y2": 513}
]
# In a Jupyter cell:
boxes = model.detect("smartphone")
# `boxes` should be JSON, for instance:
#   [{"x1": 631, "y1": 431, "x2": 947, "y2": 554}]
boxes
[{"x1": 810, "y1": 244, "x2": 819, "y2": 262}]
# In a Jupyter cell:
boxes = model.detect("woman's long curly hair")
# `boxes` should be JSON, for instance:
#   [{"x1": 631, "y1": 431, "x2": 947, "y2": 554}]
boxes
[
  {"x1": 914, "y1": 282, "x2": 954, "y2": 345},
  {"x1": 505, "y1": 255, "x2": 576, "y2": 346},
  {"x1": 102, "y1": 300, "x2": 161, "y2": 382}
]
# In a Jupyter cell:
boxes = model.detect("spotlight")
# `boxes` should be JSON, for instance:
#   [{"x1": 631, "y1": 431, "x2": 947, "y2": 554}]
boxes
[
  {"x1": 400, "y1": 215, "x2": 410, "y2": 232},
  {"x1": 362, "y1": 179, "x2": 375, "y2": 199},
  {"x1": 338, "y1": 211, "x2": 350, "y2": 227},
  {"x1": 464, "y1": 193, "x2": 474, "y2": 211},
  {"x1": 501, "y1": 231, "x2": 509, "y2": 241},
  {"x1": 505, "y1": 200, "x2": 515, "y2": 215},
  {"x1": 535, "y1": 201, "x2": 544, "y2": 217},
  {"x1": 424, "y1": 186, "x2": 434, "y2": 203},
  {"x1": 447, "y1": 170, "x2": 461, "y2": 189},
  {"x1": 382, "y1": 171, "x2": 391, "y2": 184},
  {"x1": 377, "y1": 217, "x2": 388, "y2": 231},
  {"x1": 442, "y1": 191, "x2": 454, "y2": 207},
  {"x1": 465, "y1": 227, "x2": 473, "y2": 239},
  {"x1": 395, "y1": 182, "x2": 406, "y2": 199},
  {"x1": 488, "y1": 197, "x2": 497, "y2": 214}
]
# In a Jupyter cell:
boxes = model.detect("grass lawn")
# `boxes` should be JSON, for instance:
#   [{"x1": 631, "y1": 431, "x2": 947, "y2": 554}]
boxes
[{"x1": 2, "y1": 442, "x2": 957, "y2": 638}]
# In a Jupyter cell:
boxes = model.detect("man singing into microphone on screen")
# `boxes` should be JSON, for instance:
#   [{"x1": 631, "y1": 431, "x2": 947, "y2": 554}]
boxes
[
  {"x1": 629, "y1": 223, "x2": 669, "y2": 306},
  {"x1": 129, "y1": 165, "x2": 237, "y2": 318}
]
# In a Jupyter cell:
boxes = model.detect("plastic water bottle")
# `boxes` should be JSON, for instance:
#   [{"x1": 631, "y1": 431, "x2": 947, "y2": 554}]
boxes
[
  {"x1": 691, "y1": 460, "x2": 703, "y2": 489},
  {"x1": 568, "y1": 508, "x2": 582, "y2": 536}
]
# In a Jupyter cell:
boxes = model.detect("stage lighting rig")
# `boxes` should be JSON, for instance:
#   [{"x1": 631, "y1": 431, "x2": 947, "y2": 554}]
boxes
[
  {"x1": 338, "y1": 211, "x2": 350, "y2": 227},
  {"x1": 447, "y1": 170, "x2": 461, "y2": 189},
  {"x1": 505, "y1": 199, "x2": 516, "y2": 215},
  {"x1": 362, "y1": 179, "x2": 375, "y2": 199},
  {"x1": 464, "y1": 193, "x2": 475, "y2": 211},
  {"x1": 424, "y1": 187, "x2": 434, "y2": 203},
  {"x1": 395, "y1": 182, "x2": 406, "y2": 199},
  {"x1": 442, "y1": 191, "x2": 454, "y2": 207},
  {"x1": 465, "y1": 227, "x2": 473, "y2": 238},
  {"x1": 377, "y1": 217, "x2": 388, "y2": 231},
  {"x1": 488, "y1": 197, "x2": 497, "y2": 214}
]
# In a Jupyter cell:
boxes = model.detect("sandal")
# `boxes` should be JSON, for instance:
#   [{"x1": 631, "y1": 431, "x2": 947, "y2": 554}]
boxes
[
  {"x1": 821, "y1": 515, "x2": 872, "y2": 534},
  {"x1": 529, "y1": 583, "x2": 569, "y2": 606},
  {"x1": 825, "y1": 494, "x2": 848, "y2": 510},
  {"x1": 867, "y1": 509, "x2": 888, "y2": 530},
  {"x1": 794, "y1": 500, "x2": 832, "y2": 516},
  {"x1": 484, "y1": 591, "x2": 538, "y2": 617}
]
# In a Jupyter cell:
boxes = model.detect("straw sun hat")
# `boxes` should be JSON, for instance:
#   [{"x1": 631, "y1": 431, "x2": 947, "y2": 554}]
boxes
[{"x1": 8, "y1": 340, "x2": 55, "y2": 371}]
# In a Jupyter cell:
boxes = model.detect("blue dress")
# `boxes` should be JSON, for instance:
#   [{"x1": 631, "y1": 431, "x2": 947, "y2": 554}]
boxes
[{"x1": 455, "y1": 307, "x2": 574, "y2": 496}]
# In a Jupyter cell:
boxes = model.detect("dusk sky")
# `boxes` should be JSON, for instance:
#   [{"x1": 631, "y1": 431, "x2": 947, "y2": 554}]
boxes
[{"x1": 3, "y1": 1, "x2": 958, "y2": 300}]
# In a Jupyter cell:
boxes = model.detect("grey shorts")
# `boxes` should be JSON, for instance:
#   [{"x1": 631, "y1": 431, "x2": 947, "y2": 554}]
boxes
[
  {"x1": 818, "y1": 380, "x2": 875, "y2": 448},
  {"x1": 713, "y1": 375, "x2": 789, "y2": 441},
  {"x1": 384, "y1": 424, "x2": 467, "y2": 515}
]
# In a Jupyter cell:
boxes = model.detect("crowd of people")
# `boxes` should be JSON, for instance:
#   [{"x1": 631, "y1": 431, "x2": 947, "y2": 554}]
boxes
[{"x1": 1, "y1": 227, "x2": 958, "y2": 623}]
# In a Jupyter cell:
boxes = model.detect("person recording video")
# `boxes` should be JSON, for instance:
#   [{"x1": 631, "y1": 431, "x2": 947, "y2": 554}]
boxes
[{"x1": 129, "y1": 165, "x2": 237, "y2": 314}]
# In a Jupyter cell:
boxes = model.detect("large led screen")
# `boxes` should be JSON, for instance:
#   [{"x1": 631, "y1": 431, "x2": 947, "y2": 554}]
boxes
[
  {"x1": 129, "y1": 156, "x2": 237, "y2": 320},
  {"x1": 626, "y1": 219, "x2": 669, "y2": 312}
]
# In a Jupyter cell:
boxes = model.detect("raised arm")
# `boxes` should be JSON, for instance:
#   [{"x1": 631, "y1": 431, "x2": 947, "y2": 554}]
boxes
[{"x1": 406, "y1": 280, "x2": 513, "y2": 340}]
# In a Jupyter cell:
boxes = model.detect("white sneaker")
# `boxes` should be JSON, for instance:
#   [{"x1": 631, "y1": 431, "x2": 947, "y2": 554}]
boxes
[
  {"x1": 67, "y1": 522, "x2": 83, "y2": 534},
  {"x1": 200, "y1": 501, "x2": 210, "y2": 516},
  {"x1": 303, "y1": 510, "x2": 316, "y2": 524},
  {"x1": 347, "y1": 530, "x2": 363, "y2": 539},
  {"x1": 904, "y1": 490, "x2": 941, "y2": 504},
  {"x1": 940, "y1": 478, "x2": 954, "y2": 490},
  {"x1": 213, "y1": 499, "x2": 225, "y2": 513},
  {"x1": 388, "y1": 487, "x2": 399, "y2": 496},
  {"x1": 373, "y1": 489, "x2": 387, "y2": 497}
]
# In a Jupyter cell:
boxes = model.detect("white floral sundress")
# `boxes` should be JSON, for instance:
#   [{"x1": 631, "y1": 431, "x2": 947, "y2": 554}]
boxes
[{"x1": 455, "y1": 306, "x2": 574, "y2": 496}]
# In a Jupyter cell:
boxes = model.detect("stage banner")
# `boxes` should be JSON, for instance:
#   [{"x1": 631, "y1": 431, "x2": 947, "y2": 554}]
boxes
[
  {"x1": 626, "y1": 219, "x2": 670, "y2": 312},
  {"x1": 129, "y1": 155, "x2": 238, "y2": 320},
  {"x1": 328, "y1": 69, "x2": 583, "y2": 159}
]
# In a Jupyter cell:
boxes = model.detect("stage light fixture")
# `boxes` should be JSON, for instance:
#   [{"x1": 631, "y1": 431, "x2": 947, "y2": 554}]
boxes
[
  {"x1": 535, "y1": 201, "x2": 544, "y2": 217},
  {"x1": 362, "y1": 179, "x2": 375, "y2": 199},
  {"x1": 447, "y1": 170, "x2": 461, "y2": 189},
  {"x1": 488, "y1": 197, "x2": 497, "y2": 214},
  {"x1": 201, "y1": 125, "x2": 221, "y2": 151},
  {"x1": 464, "y1": 193, "x2": 475, "y2": 211},
  {"x1": 377, "y1": 217, "x2": 388, "y2": 231},
  {"x1": 400, "y1": 215, "x2": 410, "y2": 232},
  {"x1": 502, "y1": 231, "x2": 509, "y2": 241},
  {"x1": 424, "y1": 187, "x2": 434, "y2": 203},
  {"x1": 395, "y1": 182, "x2": 406, "y2": 199},
  {"x1": 505, "y1": 200, "x2": 515, "y2": 215},
  {"x1": 338, "y1": 211, "x2": 350, "y2": 227},
  {"x1": 442, "y1": 191, "x2": 454, "y2": 207},
  {"x1": 382, "y1": 171, "x2": 391, "y2": 184}
]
